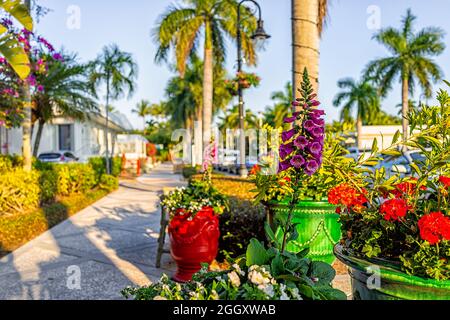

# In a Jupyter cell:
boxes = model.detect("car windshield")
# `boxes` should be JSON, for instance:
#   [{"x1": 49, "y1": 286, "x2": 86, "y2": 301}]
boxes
[
  {"x1": 410, "y1": 152, "x2": 426, "y2": 162},
  {"x1": 39, "y1": 153, "x2": 61, "y2": 160}
]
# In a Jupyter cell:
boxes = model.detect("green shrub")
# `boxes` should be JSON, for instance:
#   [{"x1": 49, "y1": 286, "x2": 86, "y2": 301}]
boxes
[
  {"x1": 38, "y1": 169, "x2": 58, "y2": 204},
  {"x1": 182, "y1": 166, "x2": 199, "y2": 180},
  {"x1": 55, "y1": 164, "x2": 96, "y2": 196},
  {"x1": 219, "y1": 197, "x2": 266, "y2": 260},
  {"x1": 88, "y1": 157, "x2": 122, "y2": 181},
  {"x1": 0, "y1": 169, "x2": 40, "y2": 214},
  {"x1": 99, "y1": 174, "x2": 119, "y2": 192},
  {"x1": 0, "y1": 155, "x2": 23, "y2": 172}
]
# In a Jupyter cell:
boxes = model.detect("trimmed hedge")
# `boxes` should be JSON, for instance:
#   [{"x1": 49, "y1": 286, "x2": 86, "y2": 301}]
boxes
[
  {"x1": 0, "y1": 169, "x2": 41, "y2": 214},
  {"x1": 88, "y1": 156, "x2": 122, "y2": 180},
  {"x1": 55, "y1": 164, "x2": 97, "y2": 196}
]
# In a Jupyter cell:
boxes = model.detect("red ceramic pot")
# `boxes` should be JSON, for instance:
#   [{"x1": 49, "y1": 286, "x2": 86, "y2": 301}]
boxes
[{"x1": 169, "y1": 207, "x2": 220, "y2": 283}]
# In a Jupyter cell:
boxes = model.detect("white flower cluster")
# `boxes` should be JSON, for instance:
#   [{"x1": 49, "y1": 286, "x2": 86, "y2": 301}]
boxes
[
  {"x1": 248, "y1": 265, "x2": 277, "y2": 298},
  {"x1": 161, "y1": 187, "x2": 215, "y2": 215}
]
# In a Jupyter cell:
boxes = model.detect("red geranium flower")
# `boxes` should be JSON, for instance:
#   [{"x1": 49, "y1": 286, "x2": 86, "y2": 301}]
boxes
[
  {"x1": 390, "y1": 178, "x2": 426, "y2": 198},
  {"x1": 328, "y1": 184, "x2": 368, "y2": 212},
  {"x1": 380, "y1": 198, "x2": 409, "y2": 221},
  {"x1": 439, "y1": 176, "x2": 450, "y2": 188},
  {"x1": 418, "y1": 212, "x2": 450, "y2": 244}
]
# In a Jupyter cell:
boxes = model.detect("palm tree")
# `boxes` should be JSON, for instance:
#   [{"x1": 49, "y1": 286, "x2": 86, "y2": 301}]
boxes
[
  {"x1": 264, "y1": 82, "x2": 293, "y2": 129},
  {"x1": 0, "y1": 0, "x2": 33, "y2": 78},
  {"x1": 292, "y1": 0, "x2": 328, "y2": 97},
  {"x1": 154, "y1": 0, "x2": 257, "y2": 156},
  {"x1": 333, "y1": 78, "x2": 380, "y2": 149},
  {"x1": 32, "y1": 53, "x2": 97, "y2": 156},
  {"x1": 364, "y1": 9, "x2": 445, "y2": 140},
  {"x1": 219, "y1": 105, "x2": 258, "y2": 132},
  {"x1": 89, "y1": 44, "x2": 137, "y2": 174},
  {"x1": 132, "y1": 100, "x2": 152, "y2": 130}
]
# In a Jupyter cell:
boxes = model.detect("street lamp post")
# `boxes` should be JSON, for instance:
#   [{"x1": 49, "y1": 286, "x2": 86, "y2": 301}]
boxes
[{"x1": 237, "y1": 0, "x2": 270, "y2": 178}]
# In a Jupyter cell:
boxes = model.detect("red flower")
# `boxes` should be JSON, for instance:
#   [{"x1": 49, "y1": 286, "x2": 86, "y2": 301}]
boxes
[
  {"x1": 418, "y1": 212, "x2": 450, "y2": 244},
  {"x1": 249, "y1": 164, "x2": 261, "y2": 176},
  {"x1": 439, "y1": 176, "x2": 450, "y2": 188},
  {"x1": 328, "y1": 184, "x2": 368, "y2": 212},
  {"x1": 380, "y1": 198, "x2": 409, "y2": 221},
  {"x1": 390, "y1": 178, "x2": 426, "y2": 198}
]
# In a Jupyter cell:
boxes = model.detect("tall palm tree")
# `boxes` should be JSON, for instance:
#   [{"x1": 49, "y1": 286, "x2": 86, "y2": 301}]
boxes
[
  {"x1": 154, "y1": 0, "x2": 257, "y2": 156},
  {"x1": 219, "y1": 105, "x2": 258, "y2": 132},
  {"x1": 264, "y1": 82, "x2": 293, "y2": 129},
  {"x1": 333, "y1": 78, "x2": 380, "y2": 149},
  {"x1": 132, "y1": 100, "x2": 152, "y2": 130},
  {"x1": 364, "y1": 9, "x2": 445, "y2": 140},
  {"x1": 89, "y1": 44, "x2": 137, "y2": 174},
  {"x1": 31, "y1": 53, "x2": 97, "y2": 156},
  {"x1": 292, "y1": 0, "x2": 328, "y2": 97}
]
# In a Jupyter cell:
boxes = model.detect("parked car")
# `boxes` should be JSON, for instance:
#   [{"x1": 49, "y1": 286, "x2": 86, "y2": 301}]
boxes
[
  {"x1": 38, "y1": 151, "x2": 80, "y2": 164},
  {"x1": 363, "y1": 150, "x2": 427, "y2": 178}
]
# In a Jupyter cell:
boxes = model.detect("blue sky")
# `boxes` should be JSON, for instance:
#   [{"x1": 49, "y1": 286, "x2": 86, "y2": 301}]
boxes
[{"x1": 36, "y1": 0, "x2": 450, "y2": 129}]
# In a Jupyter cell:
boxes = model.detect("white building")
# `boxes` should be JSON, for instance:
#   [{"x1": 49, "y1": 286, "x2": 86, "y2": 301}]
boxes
[{"x1": 0, "y1": 107, "x2": 134, "y2": 162}]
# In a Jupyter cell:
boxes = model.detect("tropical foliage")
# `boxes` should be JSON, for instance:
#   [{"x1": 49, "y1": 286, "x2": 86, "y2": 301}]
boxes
[{"x1": 364, "y1": 9, "x2": 445, "y2": 139}]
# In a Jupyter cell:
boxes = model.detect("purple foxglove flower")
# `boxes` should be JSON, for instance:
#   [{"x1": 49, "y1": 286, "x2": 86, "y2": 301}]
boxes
[
  {"x1": 310, "y1": 100, "x2": 321, "y2": 107},
  {"x1": 311, "y1": 127, "x2": 324, "y2": 138},
  {"x1": 278, "y1": 160, "x2": 292, "y2": 173},
  {"x1": 281, "y1": 129, "x2": 296, "y2": 142},
  {"x1": 305, "y1": 160, "x2": 319, "y2": 175},
  {"x1": 284, "y1": 116, "x2": 297, "y2": 124},
  {"x1": 308, "y1": 94, "x2": 317, "y2": 100},
  {"x1": 310, "y1": 109, "x2": 325, "y2": 116},
  {"x1": 292, "y1": 101, "x2": 300, "y2": 107},
  {"x1": 294, "y1": 135, "x2": 308, "y2": 150},
  {"x1": 280, "y1": 143, "x2": 295, "y2": 159},
  {"x1": 303, "y1": 120, "x2": 316, "y2": 132},
  {"x1": 290, "y1": 155, "x2": 305, "y2": 169},
  {"x1": 311, "y1": 118, "x2": 325, "y2": 127},
  {"x1": 309, "y1": 142, "x2": 322, "y2": 155}
]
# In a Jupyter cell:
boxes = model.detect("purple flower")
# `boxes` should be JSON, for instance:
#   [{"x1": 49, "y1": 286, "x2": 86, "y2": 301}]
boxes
[
  {"x1": 290, "y1": 155, "x2": 305, "y2": 169},
  {"x1": 280, "y1": 143, "x2": 295, "y2": 159},
  {"x1": 303, "y1": 120, "x2": 316, "y2": 132},
  {"x1": 308, "y1": 94, "x2": 317, "y2": 100},
  {"x1": 311, "y1": 118, "x2": 325, "y2": 127},
  {"x1": 311, "y1": 127, "x2": 324, "y2": 138},
  {"x1": 309, "y1": 142, "x2": 322, "y2": 155},
  {"x1": 292, "y1": 101, "x2": 300, "y2": 107},
  {"x1": 278, "y1": 160, "x2": 292, "y2": 173},
  {"x1": 281, "y1": 129, "x2": 296, "y2": 142},
  {"x1": 310, "y1": 100, "x2": 321, "y2": 107},
  {"x1": 305, "y1": 160, "x2": 319, "y2": 176},
  {"x1": 294, "y1": 136, "x2": 308, "y2": 150},
  {"x1": 284, "y1": 116, "x2": 296, "y2": 124},
  {"x1": 310, "y1": 109, "x2": 325, "y2": 117},
  {"x1": 37, "y1": 85, "x2": 44, "y2": 92},
  {"x1": 52, "y1": 53, "x2": 64, "y2": 62}
]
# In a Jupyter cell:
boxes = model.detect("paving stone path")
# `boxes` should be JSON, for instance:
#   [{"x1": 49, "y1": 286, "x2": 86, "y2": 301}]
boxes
[{"x1": 0, "y1": 163, "x2": 351, "y2": 300}]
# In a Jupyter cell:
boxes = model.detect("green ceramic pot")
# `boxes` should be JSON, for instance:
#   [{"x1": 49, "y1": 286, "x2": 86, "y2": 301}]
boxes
[
  {"x1": 334, "y1": 244, "x2": 450, "y2": 300},
  {"x1": 268, "y1": 200, "x2": 341, "y2": 264}
]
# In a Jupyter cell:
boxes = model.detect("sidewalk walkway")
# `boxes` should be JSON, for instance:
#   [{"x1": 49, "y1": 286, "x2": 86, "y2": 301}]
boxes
[{"x1": 0, "y1": 163, "x2": 184, "y2": 300}]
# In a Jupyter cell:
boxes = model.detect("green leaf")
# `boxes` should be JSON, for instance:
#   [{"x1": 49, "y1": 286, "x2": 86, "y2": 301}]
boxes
[
  {"x1": 309, "y1": 261, "x2": 336, "y2": 285},
  {"x1": 270, "y1": 253, "x2": 285, "y2": 277},
  {"x1": 246, "y1": 238, "x2": 269, "y2": 267},
  {"x1": 264, "y1": 222, "x2": 278, "y2": 247},
  {"x1": 315, "y1": 287, "x2": 348, "y2": 300},
  {"x1": 1, "y1": 0, "x2": 33, "y2": 30}
]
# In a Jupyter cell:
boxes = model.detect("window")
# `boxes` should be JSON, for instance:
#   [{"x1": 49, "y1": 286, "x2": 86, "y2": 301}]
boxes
[{"x1": 59, "y1": 124, "x2": 73, "y2": 151}]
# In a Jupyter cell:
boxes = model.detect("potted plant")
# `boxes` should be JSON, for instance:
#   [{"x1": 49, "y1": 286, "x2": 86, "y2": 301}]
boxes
[
  {"x1": 225, "y1": 72, "x2": 261, "y2": 96},
  {"x1": 161, "y1": 144, "x2": 228, "y2": 282},
  {"x1": 252, "y1": 69, "x2": 350, "y2": 264},
  {"x1": 327, "y1": 87, "x2": 450, "y2": 300}
]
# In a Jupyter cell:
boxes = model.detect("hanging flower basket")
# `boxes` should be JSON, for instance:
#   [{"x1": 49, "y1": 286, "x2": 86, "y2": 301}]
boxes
[{"x1": 225, "y1": 72, "x2": 261, "y2": 96}]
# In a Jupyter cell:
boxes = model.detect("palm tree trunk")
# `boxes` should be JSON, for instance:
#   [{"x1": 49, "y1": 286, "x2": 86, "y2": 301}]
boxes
[
  {"x1": 202, "y1": 21, "x2": 213, "y2": 155},
  {"x1": 33, "y1": 119, "x2": 45, "y2": 157},
  {"x1": 401, "y1": 76, "x2": 409, "y2": 142},
  {"x1": 105, "y1": 74, "x2": 111, "y2": 174},
  {"x1": 356, "y1": 115, "x2": 363, "y2": 150},
  {"x1": 292, "y1": 0, "x2": 320, "y2": 99},
  {"x1": 22, "y1": 0, "x2": 32, "y2": 171}
]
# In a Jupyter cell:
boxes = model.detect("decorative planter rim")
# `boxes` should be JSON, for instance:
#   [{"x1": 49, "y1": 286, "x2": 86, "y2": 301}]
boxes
[
  {"x1": 268, "y1": 199, "x2": 335, "y2": 209},
  {"x1": 334, "y1": 244, "x2": 450, "y2": 289}
]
